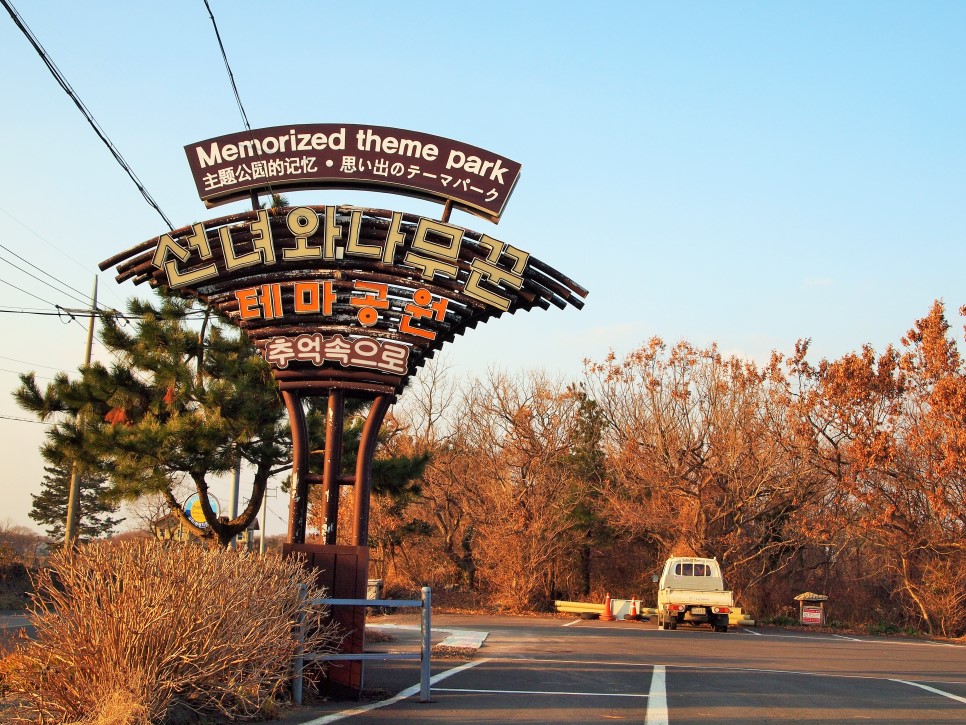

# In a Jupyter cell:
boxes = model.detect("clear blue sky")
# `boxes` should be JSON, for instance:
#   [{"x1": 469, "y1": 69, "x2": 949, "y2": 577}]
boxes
[{"x1": 1, "y1": 1, "x2": 963, "y2": 535}]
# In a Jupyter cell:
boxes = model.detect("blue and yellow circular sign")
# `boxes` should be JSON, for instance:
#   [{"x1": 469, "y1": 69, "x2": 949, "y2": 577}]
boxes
[{"x1": 182, "y1": 493, "x2": 220, "y2": 529}]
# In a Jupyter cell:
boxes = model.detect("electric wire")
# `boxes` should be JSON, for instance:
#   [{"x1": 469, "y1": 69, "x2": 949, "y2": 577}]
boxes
[
  {"x1": 0, "y1": 206, "x2": 92, "y2": 278},
  {"x1": 0, "y1": 238, "x2": 112, "y2": 311},
  {"x1": 0, "y1": 255, "x2": 92, "y2": 308},
  {"x1": 203, "y1": 0, "x2": 251, "y2": 133},
  {"x1": 1, "y1": 0, "x2": 174, "y2": 231},
  {"x1": 0, "y1": 205, "x2": 131, "y2": 310},
  {"x1": 0, "y1": 238, "x2": 100, "y2": 307},
  {"x1": 0, "y1": 307, "x2": 66, "y2": 315},
  {"x1": 0, "y1": 354, "x2": 64, "y2": 370},
  {"x1": 0, "y1": 276, "x2": 59, "y2": 307},
  {"x1": 0, "y1": 368, "x2": 54, "y2": 380},
  {"x1": 0, "y1": 413, "x2": 50, "y2": 425},
  {"x1": 202, "y1": 0, "x2": 276, "y2": 205}
]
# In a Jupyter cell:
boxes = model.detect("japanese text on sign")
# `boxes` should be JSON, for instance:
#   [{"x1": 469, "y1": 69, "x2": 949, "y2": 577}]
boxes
[{"x1": 185, "y1": 124, "x2": 522, "y2": 222}]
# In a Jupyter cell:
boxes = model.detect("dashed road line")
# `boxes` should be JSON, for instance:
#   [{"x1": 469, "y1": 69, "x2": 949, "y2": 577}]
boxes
[
  {"x1": 435, "y1": 687, "x2": 650, "y2": 698},
  {"x1": 646, "y1": 665, "x2": 668, "y2": 725}
]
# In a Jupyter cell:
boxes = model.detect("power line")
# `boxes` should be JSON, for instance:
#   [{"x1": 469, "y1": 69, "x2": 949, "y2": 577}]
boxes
[
  {"x1": 203, "y1": 0, "x2": 251, "y2": 132},
  {"x1": 202, "y1": 0, "x2": 276, "y2": 205},
  {"x1": 0, "y1": 354, "x2": 70, "y2": 371},
  {"x1": 0, "y1": 413, "x2": 50, "y2": 425},
  {"x1": 0, "y1": 368, "x2": 54, "y2": 380},
  {"x1": 0, "y1": 255, "x2": 91, "y2": 308},
  {"x1": 1, "y1": 0, "x2": 174, "y2": 231},
  {"x1": 0, "y1": 206, "x2": 94, "y2": 277},
  {"x1": 0, "y1": 308, "x2": 68, "y2": 316},
  {"x1": 0, "y1": 275, "x2": 59, "y2": 307},
  {"x1": 0, "y1": 206, "x2": 131, "y2": 309},
  {"x1": 0, "y1": 238, "x2": 106, "y2": 308}
]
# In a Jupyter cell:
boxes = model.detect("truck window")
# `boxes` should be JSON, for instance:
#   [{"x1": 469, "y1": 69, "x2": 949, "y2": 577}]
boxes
[
  {"x1": 694, "y1": 563, "x2": 706, "y2": 576},
  {"x1": 682, "y1": 563, "x2": 693, "y2": 576}
]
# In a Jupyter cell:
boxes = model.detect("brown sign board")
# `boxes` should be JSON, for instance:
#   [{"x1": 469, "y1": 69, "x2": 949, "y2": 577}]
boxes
[
  {"x1": 185, "y1": 124, "x2": 522, "y2": 223},
  {"x1": 100, "y1": 205, "x2": 588, "y2": 397}
]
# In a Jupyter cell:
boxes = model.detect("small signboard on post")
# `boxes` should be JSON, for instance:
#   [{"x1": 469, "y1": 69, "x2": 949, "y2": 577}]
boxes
[
  {"x1": 795, "y1": 592, "x2": 828, "y2": 625},
  {"x1": 801, "y1": 605, "x2": 823, "y2": 625}
]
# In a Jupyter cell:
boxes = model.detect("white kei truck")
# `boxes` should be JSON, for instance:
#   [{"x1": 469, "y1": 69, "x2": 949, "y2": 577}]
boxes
[{"x1": 655, "y1": 557, "x2": 733, "y2": 632}]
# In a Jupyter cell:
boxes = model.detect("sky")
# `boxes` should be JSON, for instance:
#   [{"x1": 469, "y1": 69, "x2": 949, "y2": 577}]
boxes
[{"x1": 1, "y1": 1, "x2": 963, "y2": 537}]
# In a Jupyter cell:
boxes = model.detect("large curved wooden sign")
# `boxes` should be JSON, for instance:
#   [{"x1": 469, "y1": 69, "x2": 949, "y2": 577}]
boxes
[{"x1": 100, "y1": 205, "x2": 586, "y2": 398}]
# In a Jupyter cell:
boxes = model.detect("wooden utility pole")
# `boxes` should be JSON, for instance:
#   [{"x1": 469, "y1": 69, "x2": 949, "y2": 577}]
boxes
[{"x1": 64, "y1": 276, "x2": 97, "y2": 548}]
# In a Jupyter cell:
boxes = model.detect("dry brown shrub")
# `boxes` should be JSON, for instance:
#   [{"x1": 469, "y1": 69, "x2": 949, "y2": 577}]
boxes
[
  {"x1": 2, "y1": 540, "x2": 340, "y2": 723},
  {"x1": 72, "y1": 689, "x2": 150, "y2": 725}
]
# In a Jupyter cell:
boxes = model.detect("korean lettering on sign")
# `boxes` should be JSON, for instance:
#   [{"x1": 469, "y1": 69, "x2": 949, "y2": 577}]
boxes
[
  {"x1": 264, "y1": 334, "x2": 409, "y2": 375},
  {"x1": 154, "y1": 208, "x2": 531, "y2": 318}
]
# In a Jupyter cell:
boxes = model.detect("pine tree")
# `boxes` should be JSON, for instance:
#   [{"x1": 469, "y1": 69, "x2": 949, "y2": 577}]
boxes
[
  {"x1": 15, "y1": 296, "x2": 291, "y2": 548},
  {"x1": 29, "y1": 463, "x2": 122, "y2": 542}
]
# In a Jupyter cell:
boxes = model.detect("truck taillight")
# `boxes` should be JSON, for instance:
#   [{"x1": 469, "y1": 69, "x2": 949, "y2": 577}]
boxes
[
  {"x1": 711, "y1": 606, "x2": 730, "y2": 614},
  {"x1": 668, "y1": 604, "x2": 685, "y2": 612}
]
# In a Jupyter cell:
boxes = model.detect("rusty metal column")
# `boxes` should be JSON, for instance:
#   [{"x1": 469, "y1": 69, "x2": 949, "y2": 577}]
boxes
[
  {"x1": 322, "y1": 389, "x2": 345, "y2": 545},
  {"x1": 351, "y1": 394, "x2": 391, "y2": 546},
  {"x1": 283, "y1": 390, "x2": 310, "y2": 544}
]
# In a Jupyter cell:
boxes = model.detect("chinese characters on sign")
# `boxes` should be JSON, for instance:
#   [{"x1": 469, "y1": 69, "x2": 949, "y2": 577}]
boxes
[{"x1": 184, "y1": 124, "x2": 522, "y2": 223}]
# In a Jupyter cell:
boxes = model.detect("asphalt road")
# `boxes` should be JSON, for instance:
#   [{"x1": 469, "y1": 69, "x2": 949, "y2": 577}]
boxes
[
  {"x1": 4, "y1": 611, "x2": 964, "y2": 723},
  {"x1": 294, "y1": 613, "x2": 966, "y2": 724}
]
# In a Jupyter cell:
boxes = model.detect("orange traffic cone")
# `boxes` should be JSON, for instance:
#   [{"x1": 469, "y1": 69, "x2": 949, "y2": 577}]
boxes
[
  {"x1": 627, "y1": 596, "x2": 640, "y2": 621},
  {"x1": 601, "y1": 593, "x2": 615, "y2": 621}
]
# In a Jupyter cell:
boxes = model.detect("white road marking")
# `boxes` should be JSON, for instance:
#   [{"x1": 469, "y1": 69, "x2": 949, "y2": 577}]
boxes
[
  {"x1": 646, "y1": 665, "x2": 668, "y2": 725},
  {"x1": 297, "y1": 658, "x2": 490, "y2": 724},
  {"x1": 499, "y1": 656, "x2": 966, "y2": 687},
  {"x1": 734, "y1": 631, "x2": 960, "y2": 647},
  {"x1": 435, "y1": 687, "x2": 650, "y2": 698},
  {"x1": 367, "y1": 623, "x2": 489, "y2": 649},
  {"x1": 438, "y1": 631, "x2": 488, "y2": 648},
  {"x1": 562, "y1": 618, "x2": 582, "y2": 627},
  {"x1": 891, "y1": 679, "x2": 966, "y2": 705},
  {"x1": 741, "y1": 627, "x2": 763, "y2": 636}
]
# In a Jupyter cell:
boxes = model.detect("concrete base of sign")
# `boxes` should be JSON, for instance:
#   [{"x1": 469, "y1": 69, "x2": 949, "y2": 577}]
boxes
[{"x1": 284, "y1": 543, "x2": 370, "y2": 698}]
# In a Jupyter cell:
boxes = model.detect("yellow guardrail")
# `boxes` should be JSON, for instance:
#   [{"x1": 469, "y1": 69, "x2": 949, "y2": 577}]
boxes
[
  {"x1": 554, "y1": 600, "x2": 605, "y2": 613},
  {"x1": 555, "y1": 600, "x2": 755, "y2": 626}
]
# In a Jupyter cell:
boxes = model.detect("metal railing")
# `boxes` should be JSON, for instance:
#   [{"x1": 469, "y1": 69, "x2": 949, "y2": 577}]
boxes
[{"x1": 294, "y1": 586, "x2": 432, "y2": 704}]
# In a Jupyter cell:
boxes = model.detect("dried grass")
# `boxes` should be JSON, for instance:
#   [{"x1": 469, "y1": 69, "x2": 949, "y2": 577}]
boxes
[{"x1": 2, "y1": 540, "x2": 340, "y2": 723}]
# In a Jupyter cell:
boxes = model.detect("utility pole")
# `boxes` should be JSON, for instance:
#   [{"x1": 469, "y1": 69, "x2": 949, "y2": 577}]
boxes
[
  {"x1": 64, "y1": 276, "x2": 97, "y2": 548},
  {"x1": 229, "y1": 456, "x2": 240, "y2": 549},
  {"x1": 260, "y1": 486, "x2": 268, "y2": 554}
]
